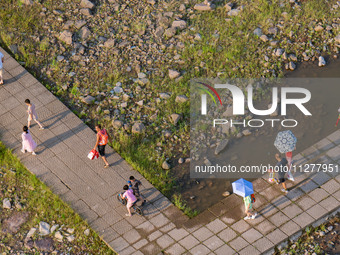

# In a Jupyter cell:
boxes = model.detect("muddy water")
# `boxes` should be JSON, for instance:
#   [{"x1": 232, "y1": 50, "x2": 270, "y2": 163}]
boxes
[{"x1": 180, "y1": 58, "x2": 340, "y2": 212}]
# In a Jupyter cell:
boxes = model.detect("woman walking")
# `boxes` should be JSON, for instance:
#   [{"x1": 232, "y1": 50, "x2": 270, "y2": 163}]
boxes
[{"x1": 21, "y1": 126, "x2": 37, "y2": 155}]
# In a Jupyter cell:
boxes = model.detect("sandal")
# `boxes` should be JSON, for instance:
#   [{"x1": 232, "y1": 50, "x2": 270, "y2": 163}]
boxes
[{"x1": 104, "y1": 164, "x2": 109, "y2": 168}]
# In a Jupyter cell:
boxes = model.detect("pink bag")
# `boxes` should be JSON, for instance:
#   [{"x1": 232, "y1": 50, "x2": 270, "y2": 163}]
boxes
[{"x1": 88, "y1": 149, "x2": 99, "y2": 160}]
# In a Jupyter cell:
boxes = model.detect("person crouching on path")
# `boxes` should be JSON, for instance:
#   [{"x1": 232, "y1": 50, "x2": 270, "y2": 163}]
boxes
[
  {"x1": 93, "y1": 124, "x2": 112, "y2": 168},
  {"x1": 21, "y1": 126, "x2": 37, "y2": 155},
  {"x1": 25, "y1": 99, "x2": 44, "y2": 130},
  {"x1": 120, "y1": 185, "x2": 137, "y2": 217}
]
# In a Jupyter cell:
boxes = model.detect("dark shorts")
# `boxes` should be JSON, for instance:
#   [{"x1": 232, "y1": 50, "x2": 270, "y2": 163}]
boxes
[
  {"x1": 133, "y1": 189, "x2": 140, "y2": 198},
  {"x1": 277, "y1": 171, "x2": 286, "y2": 183},
  {"x1": 98, "y1": 145, "x2": 106, "y2": 156}
]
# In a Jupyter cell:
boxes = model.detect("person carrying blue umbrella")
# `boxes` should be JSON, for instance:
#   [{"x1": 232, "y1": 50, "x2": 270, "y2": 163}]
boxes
[{"x1": 232, "y1": 178, "x2": 257, "y2": 220}]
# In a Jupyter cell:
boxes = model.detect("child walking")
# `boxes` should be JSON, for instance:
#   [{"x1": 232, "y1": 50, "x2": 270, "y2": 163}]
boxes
[
  {"x1": 0, "y1": 51, "x2": 4, "y2": 85},
  {"x1": 25, "y1": 99, "x2": 44, "y2": 130},
  {"x1": 244, "y1": 194, "x2": 257, "y2": 220},
  {"x1": 21, "y1": 126, "x2": 37, "y2": 155}
]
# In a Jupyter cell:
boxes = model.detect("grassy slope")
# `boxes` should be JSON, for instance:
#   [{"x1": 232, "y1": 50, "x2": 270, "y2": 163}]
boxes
[{"x1": 0, "y1": 142, "x2": 115, "y2": 254}]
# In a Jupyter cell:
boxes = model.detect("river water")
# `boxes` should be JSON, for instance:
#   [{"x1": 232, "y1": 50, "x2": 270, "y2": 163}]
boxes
[{"x1": 180, "y1": 57, "x2": 340, "y2": 212}]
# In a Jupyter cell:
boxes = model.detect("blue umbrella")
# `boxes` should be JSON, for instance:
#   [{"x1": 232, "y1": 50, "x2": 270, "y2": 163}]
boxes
[
  {"x1": 232, "y1": 178, "x2": 254, "y2": 197},
  {"x1": 274, "y1": 130, "x2": 297, "y2": 153}
]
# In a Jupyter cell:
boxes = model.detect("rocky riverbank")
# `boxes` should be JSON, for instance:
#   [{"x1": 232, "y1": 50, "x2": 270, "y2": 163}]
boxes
[{"x1": 0, "y1": 0, "x2": 339, "y2": 206}]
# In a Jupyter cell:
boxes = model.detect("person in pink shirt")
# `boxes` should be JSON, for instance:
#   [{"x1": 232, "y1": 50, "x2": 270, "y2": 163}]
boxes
[
  {"x1": 21, "y1": 126, "x2": 37, "y2": 155},
  {"x1": 120, "y1": 185, "x2": 137, "y2": 217},
  {"x1": 25, "y1": 99, "x2": 44, "y2": 130}
]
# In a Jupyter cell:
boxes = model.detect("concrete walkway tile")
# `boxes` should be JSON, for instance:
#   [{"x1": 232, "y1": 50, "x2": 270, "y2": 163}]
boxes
[
  {"x1": 286, "y1": 188, "x2": 305, "y2": 201},
  {"x1": 314, "y1": 138, "x2": 335, "y2": 151},
  {"x1": 208, "y1": 202, "x2": 229, "y2": 218},
  {"x1": 165, "y1": 243, "x2": 186, "y2": 255},
  {"x1": 140, "y1": 242, "x2": 162, "y2": 255},
  {"x1": 266, "y1": 228, "x2": 288, "y2": 245},
  {"x1": 119, "y1": 246, "x2": 136, "y2": 255},
  {"x1": 296, "y1": 195, "x2": 317, "y2": 211},
  {"x1": 231, "y1": 219, "x2": 251, "y2": 234},
  {"x1": 4, "y1": 80, "x2": 25, "y2": 95},
  {"x1": 214, "y1": 244, "x2": 236, "y2": 255},
  {"x1": 7, "y1": 64, "x2": 25, "y2": 77},
  {"x1": 269, "y1": 211, "x2": 290, "y2": 227},
  {"x1": 321, "y1": 179, "x2": 340, "y2": 194},
  {"x1": 133, "y1": 238, "x2": 148, "y2": 250},
  {"x1": 112, "y1": 218, "x2": 133, "y2": 235},
  {"x1": 306, "y1": 204, "x2": 328, "y2": 220},
  {"x1": 217, "y1": 228, "x2": 237, "y2": 243},
  {"x1": 320, "y1": 196, "x2": 340, "y2": 211},
  {"x1": 259, "y1": 204, "x2": 279, "y2": 219},
  {"x1": 255, "y1": 220, "x2": 276, "y2": 235},
  {"x1": 271, "y1": 195, "x2": 291, "y2": 210},
  {"x1": 2, "y1": 96, "x2": 21, "y2": 112},
  {"x1": 179, "y1": 235, "x2": 200, "y2": 250},
  {"x1": 259, "y1": 185, "x2": 282, "y2": 201},
  {"x1": 252, "y1": 193, "x2": 269, "y2": 210},
  {"x1": 326, "y1": 145, "x2": 340, "y2": 161},
  {"x1": 281, "y1": 203, "x2": 303, "y2": 218},
  {"x1": 220, "y1": 194, "x2": 243, "y2": 208},
  {"x1": 190, "y1": 244, "x2": 211, "y2": 255},
  {"x1": 27, "y1": 82, "x2": 49, "y2": 97},
  {"x1": 142, "y1": 203, "x2": 161, "y2": 220},
  {"x1": 148, "y1": 213, "x2": 170, "y2": 229},
  {"x1": 71, "y1": 199, "x2": 90, "y2": 213},
  {"x1": 168, "y1": 228, "x2": 190, "y2": 241},
  {"x1": 151, "y1": 196, "x2": 172, "y2": 212},
  {"x1": 108, "y1": 237, "x2": 130, "y2": 253},
  {"x1": 298, "y1": 180, "x2": 319, "y2": 194},
  {"x1": 292, "y1": 153, "x2": 308, "y2": 166},
  {"x1": 59, "y1": 190, "x2": 79, "y2": 204},
  {"x1": 90, "y1": 200, "x2": 112, "y2": 217},
  {"x1": 16, "y1": 72, "x2": 38, "y2": 88},
  {"x1": 229, "y1": 236, "x2": 249, "y2": 251},
  {"x1": 160, "y1": 222, "x2": 176, "y2": 233},
  {"x1": 156, "y1": 234, "x2": 175, "y2": 249},
  {"x1": 205, "y1": 218, "x2": 227, "y2": 234},
  {"x1": 123, "y1": 228, "x2": 142, "y2": 244},
  {"x1": 239, "y1": 245, "x2": 261, "y2": 255},
  {"x1": 311, "y1": 172, "x2": 332, "y2": 186},
  {"x1": 44, "y1": 99, "x2": 69, "y2": 115},
  {"x1": 192, "y1": 227, "x2": 214, "y2": 242},
  {"x1": 333, "y1": 190, "x2": 340, "y2": 201},
  {"x1": 241, "y1": 228, "x2": 263, "y2": 244},
  {"x1": 327, "y1": 130, "x2": 340, "y2": 145},
  {"x1": 292, "y1": 212, "x2": 315, "y2": 229},
  {"x1": 301, "y1": 146, "x2": 320, "y2": 160},
  {"x1": 3, "y1": 57, "x2": 20, "y2": 70},
  {"x1": 148, "y1": 230, "x2": 162, "y2": 242},
  {"x1": 135, "y1": 221, "x2": 156, "y2": 235},
  {"x1": 78, "y1": 209, "x2": 99, "y2": 224},
  {"x1": 252, "y1": 178, "x2": 271, "y2": 193},
  {"x1": 36, "y1": 91, "x2": 57, "y2": 105},
  {"x1": 252, "y1": 237, "x2": 274, "y2": 253},
  {"x1": 124, "y1": 213, "x2": 146, "y2": 228},
  {"x1": 13, "y1": 89, "x2": 35, "y2": 106},
  {"x1": 203, "y1": 235, "x2": 224, "y2": 251},
  {"x1": 0, "y1": 87, "x2": 11, "y2": 101},
  {"x1": 308, "y1": 188, "x2": 330, "y2": 202},
  {"x1": 98, "y1": 227, "x2": 119, "y2": 243},
  {"x1": 280, "y1": 220, "x2": 300, "y2": 236}
]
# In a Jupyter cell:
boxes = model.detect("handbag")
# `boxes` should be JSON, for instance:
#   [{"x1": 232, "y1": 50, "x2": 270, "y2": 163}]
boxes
[{"x1": 87, "y1": 149, "x2": 99, "y2": 160}]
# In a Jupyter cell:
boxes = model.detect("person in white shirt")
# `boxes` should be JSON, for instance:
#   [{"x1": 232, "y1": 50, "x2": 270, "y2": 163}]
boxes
[
  {"x1": 25, "y1": 99, "x2": 44, "y2": 130},
  {"x1": 0, "y1": 51, "x2": 4, "y2": 85}
]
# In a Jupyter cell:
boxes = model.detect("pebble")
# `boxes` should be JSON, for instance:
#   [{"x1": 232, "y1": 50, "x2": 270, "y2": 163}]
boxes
[
  {"x1": 39, "y1": 222, "x2": 50, "y2": 236},
  {"x1": 162, "y1": 161, "x2": 170, "y2": 170},
  {"x1": 3, "y1": 198, "x2": 11, "y2": 209},
  {"x1": 318, "y1": 56, "x2": 326, "y2": 66},
  {"x1": 84, "y1": 229, "x2": 90, "y2": 236},
  {"x1": 168, "y1": 69, "x2": 180, "y2": 79}
]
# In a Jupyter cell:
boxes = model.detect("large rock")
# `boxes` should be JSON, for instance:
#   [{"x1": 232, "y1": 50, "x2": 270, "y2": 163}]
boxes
[
  {"x1": 20, "y1": 0, "x2": 33, "y2": 5},
  {"x1": 112, "y1": 120, "x2": 123, "y2": 129},
  {"x1": 34, "y1": 237, "x2": 54, "y2": 252},
  {"x1": 162, "y1": 161, "x2": 170, "y2": 170},
  {"x1": 314, "y1": 25, "x2": 324, "y2": 32},
  {"x1": 227, "y1": 9, "x2": 240, "y2": 16},
  {"x1": 215, "y1": 140, "x2": 229, "y2": 155},
  {"x1": 168, "y1": 69, "x2": 180, "y2": 79},
  {"x1": 39, "y1": 221, "x2": 50, "y2": 236},
  {"x1": 80, "y1": 8, "x2": 92, "y2": 16},
  {"x1": 318, "y1": 56, "x2": 326, "y2": 67},
  {"x1": 172, "y1": 20, "x2": 187, "y2": 30},
  {"x1": 170, "y1": 114, "x2": 181, "y2": 125},
  {"x1": 2, "y1": 212, "x2": 29, "y2": 234},
  {"x1": 55, "y1": 231, "x2": 63, "y2": 242},
  {"x1": 3, "y1": 198, "x2": 11, "y2": 209},
  {"x1": 175, "y1": 95, "x2": 188, "y2": 103},
  {"x1": 132, "y1": 123, "x2": 145, "y2": 133},
  {"x1": 253, "y1": 28, "x2": 262, "y2": 37},
  {"x1": 335, "y1": 34, "x2": 340, "y2": 44},
  {"x1": 222, "y1": 106, "x2": 233, "y2": 117},
  {"x1": 80, "y1": 0, "x2": 95, "y2": 9},
  {"x1": 82, "y1": 95, "x2": 95, "y2": 104},
  {"x1": 59, "y1": 30, "x2": 73, "y2": 45},
  {"x1": 104, "y1": 39, "x2": 115, "y2": 48},
  {"x1": 159, "y1": 93, "x2": 171, "y2": 99},
  {"x1": 79, "y1": 26, "x2": 91, "y2": 40},
  {"x1": 194, "y1": 2, "x2": 215, "y2": 11}
]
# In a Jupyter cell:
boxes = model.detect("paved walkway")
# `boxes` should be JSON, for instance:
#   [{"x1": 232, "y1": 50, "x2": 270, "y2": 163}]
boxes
[{"x1": 1, "y1": 47, "x2": 340, "y2": 255}]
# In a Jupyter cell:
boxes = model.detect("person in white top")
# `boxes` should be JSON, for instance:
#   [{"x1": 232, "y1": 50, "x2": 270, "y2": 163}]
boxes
[
  {"x1": 0, "y1": 51, "x2": 4, "y2": 85},
  {"x1": 25, "y1": 99, "x2": 44, "y2": 130}
]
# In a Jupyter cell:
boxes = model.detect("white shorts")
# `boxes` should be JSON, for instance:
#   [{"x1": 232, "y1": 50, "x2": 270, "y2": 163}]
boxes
[{"x1": 28, "y1": 116, "x2": 38, "y2": 121}]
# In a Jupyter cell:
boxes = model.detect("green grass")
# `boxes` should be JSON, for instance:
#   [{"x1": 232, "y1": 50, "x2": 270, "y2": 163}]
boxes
[
  {"x1": 172, "y1": 194, "x2": 199, "y2": 218},
  {"x1": 0, "y1": 141, "x2": 115, "y2": 254}
]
